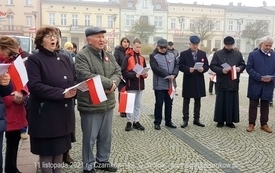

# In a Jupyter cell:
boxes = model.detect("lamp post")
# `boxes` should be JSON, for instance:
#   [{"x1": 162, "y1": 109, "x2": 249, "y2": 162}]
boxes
[
  {"x1": 178, "y1": 16, "x2": 184, "y2": 49},
  {"x1": 112, "y1": 14, "x2": 117, "y2": 50},
  {"x1": 236, "y1": 18, "x2": 243, "y2": 50}
]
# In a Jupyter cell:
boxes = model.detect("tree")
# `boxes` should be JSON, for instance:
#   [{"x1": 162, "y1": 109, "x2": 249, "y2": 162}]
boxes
[
  {"x1": 128, "y1": 18, "x2": 156, "y2": 43},
  {"x1": 190, "y1": 15, "x2": 215, "y2": 43},
  {"x1": 241, "y1": 20, "x2": 269, "y2": 47}
]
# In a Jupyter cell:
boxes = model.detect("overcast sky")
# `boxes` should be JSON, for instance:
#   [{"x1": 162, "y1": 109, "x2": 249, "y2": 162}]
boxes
[{"x1": 83, "y1": 0, "x2": 275, "y2": 7}]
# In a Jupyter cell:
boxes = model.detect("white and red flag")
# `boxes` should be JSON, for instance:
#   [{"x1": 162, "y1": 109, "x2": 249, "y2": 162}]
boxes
[
  {"x1": 8, "y1": 56, "x2": 28, "y2": 91},
  {"x1": 86, "y1": 75, "x2": 107, "y2": 105},
  {"x1": 168, "y1": 83, "x2": 175, "y2": 99},
  {"x1": 231, "y1": 65, "x2": 237, "y2": 80},
  {"x1": 118, "y1": 92, "x2": 135, "y2": 113}
]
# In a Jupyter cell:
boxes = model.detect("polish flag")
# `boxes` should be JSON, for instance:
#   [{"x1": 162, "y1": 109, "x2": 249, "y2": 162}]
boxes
[
  {"x1": 231, "y1": 65, "x2": 237, "y2": 80},
  {"x1": 168, "y1": 83, "x2": 175, "y2": 99},
  {"x1": 86, "y1": 75, "x2": 107, "y2": 105},
  {"x1": 118, "y1": 92, "x2": 135, "y2": 113},
  {"x1": 8, "y1": 56, "x2": 28, "y2": 91}
]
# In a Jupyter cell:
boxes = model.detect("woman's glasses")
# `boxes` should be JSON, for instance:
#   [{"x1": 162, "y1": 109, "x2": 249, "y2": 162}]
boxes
[{"x1": 44, "y1": 34, "x2": 59, "y2": 39}]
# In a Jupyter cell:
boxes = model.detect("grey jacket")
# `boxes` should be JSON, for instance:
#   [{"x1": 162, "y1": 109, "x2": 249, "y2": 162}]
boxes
[{"x1": 149, "y1": 49, "x2": 179, "y2": 90}]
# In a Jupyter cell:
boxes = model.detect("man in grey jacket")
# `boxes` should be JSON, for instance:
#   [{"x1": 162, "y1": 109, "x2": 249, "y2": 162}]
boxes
[
  {"x1": 150, "y1": 38, "x2": 179, "y2": 130},
  {"x1": 75, "y1": 27, "x2": 121, "y2": 173}
]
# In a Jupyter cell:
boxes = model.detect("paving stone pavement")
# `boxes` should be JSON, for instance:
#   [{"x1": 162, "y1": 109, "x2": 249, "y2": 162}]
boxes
[{"x1": 36, "y1": 70, "x2": 275, "y2": 173}]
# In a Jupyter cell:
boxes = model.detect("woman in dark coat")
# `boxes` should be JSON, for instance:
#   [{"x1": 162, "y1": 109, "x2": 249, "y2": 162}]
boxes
[
  {"x1": 26, "y1": 26, "x2": 77, "y2": 173},
  {"x1": 114, "y1": 37, "x2": 130, "y2": 117}
]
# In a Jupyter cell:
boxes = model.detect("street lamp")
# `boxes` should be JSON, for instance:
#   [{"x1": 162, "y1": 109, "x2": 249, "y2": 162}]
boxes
[
  {"x1": 112, "y1": 14, "x2": 117, "y2": 49},
  {"x1": 178, "y1": 16, "x2": 184, "y2": 48},
  {"x1": 236, "y1": 18, "x2": 243, "y2": 50},
  {"x1": 32, "y1": 11, "x2": 37, "y2": 30}
]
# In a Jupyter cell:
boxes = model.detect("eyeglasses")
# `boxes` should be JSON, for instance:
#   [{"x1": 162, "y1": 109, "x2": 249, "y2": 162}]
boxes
[
  {"x1": 6, "y1": 49, "x2": 19, "y2": 58},
  {"x1": 159, "y1": 46, "x2": 167, "y2": 49},
  {"x1": 44, "y1": 34, "x2": 59, "y2": 39}
]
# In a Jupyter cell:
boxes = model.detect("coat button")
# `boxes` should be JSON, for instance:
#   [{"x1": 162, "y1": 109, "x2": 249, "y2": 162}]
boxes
[
  {"x1": 57, "y1": 57, "x2": 60, "y2": 60},
  {"x1": 65, "y1": 104, "x2": 68, "y2": 107},
  {"x1": 64, "y1": 76, "x2": 67, "y2": 79}
]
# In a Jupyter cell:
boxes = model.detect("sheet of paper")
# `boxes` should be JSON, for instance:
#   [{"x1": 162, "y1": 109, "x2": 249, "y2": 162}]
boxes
[
  {"x1": 164, "y1": 75, "x2": 173, "y2": 79},
  {"x1": 133, "y1": 64, "x2": 143, "y2": 75},
  {"x1": 141, "y1": 67, "x2": 150, "y2": 75},
  {"x1": 262, "y1": 75, "x2": 275, "y2": 78},
  {"x1": 193, "y1": 62, "x2": 204, "y2": 70},
  {"x1": 0, "y1": 64, "x2": 11, "y2": 74},
  {"x1": 221, "y1": 63, "x2": 231, "y2": 70},
  {"x1": 62, "y1": 80, "x2": 89, "y2": 94}
]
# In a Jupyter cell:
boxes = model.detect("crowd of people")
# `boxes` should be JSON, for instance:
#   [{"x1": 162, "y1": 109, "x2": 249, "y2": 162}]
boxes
[{"x1": 0, "y1": 25, "x2": 275, "y2": 173}]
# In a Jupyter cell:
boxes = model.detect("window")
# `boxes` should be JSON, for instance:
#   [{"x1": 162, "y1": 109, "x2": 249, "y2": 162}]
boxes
[
  {"x1": 108, "y1": 16, "x2": 114, "y2": 28},
  {"x1": 155, "y1": 3, "x2": 161, "y2": 9},
  {"x1": 228, "y1": 21, "x2": 233, "y2": 31},
  {"x1": 61, "y1": 14, "x2": 67, "y2": 26},
  {"x1": 154, "y1": 16, "x2": 162, "y2": 28},
  {"x1": 26, "y1": 0, "x2": 32, "y2": 6},
  {"x1": 215, "y1": 40, "x2": 221, "y2": 48},
  {"x1": 125, "y1": 15, "x2": 134, "y2": 26},
  {"x1": 72, "y1": 14, "x2": 78, "y2": 26},
  {"x1": 171, "y1": 18, "x2": 176, "y2": 29},
  {"x1": 215, "y1": 20, "x2": 220, "y2": 31},
  {"x1": 7, "y1": 15, "x2": 14, "y2": 30},
  {"x1": 127, "y1": 2, "x2": 133, "y2": 8},
  {"x1": 189, "y1": 19, "x2": 194, "y2": 29},
  {"x1": 180, "y1": 18, "x2": 185, "y2": 29},
  {"x1": 142, "y1": 0, "x2": 147, "y2": 8},
  {"x1": 96, "y1": 15, "x2": 102, "y2": 27},
  {"x1": 236, "y1": 22, "x2": 241, "y2": 31},
  {"x1": 84, "y1": 15, "x2": 90, "y2": 27},
  {"x1": 26, "y1": 16, "x2": 32, "y2": 26},
  {"x1": 49, "y1": 13, "x2": 55, "y2": 25},
  {"x1": 7, "y1": 0, "x2": 13, "y2": 5}
]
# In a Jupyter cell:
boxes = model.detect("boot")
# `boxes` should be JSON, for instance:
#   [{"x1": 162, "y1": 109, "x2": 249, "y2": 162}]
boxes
[
  {"x1": 181, "y1": 121, "x2": 188, "y2": 128},
  {"x1": 63, "y1": 151, "x2": 74, "y2": 165}
]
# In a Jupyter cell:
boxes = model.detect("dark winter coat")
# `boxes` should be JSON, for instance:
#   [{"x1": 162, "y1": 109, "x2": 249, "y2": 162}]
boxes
[
  {"x1": 114, "y1": 46, "x2": 127, "y2": 67},
  {"x1": 178, "y1": 48, "x2": 209, "y2": 98},
  {"x1": 246, "y1": 49, "x2": 275, "y2": 100},
  {"x1": 26, "y1": 47, "x2": 76, "y2": 138},
  {"x1": 210, "y1": 48, "x2": 246, "y2": 91}
]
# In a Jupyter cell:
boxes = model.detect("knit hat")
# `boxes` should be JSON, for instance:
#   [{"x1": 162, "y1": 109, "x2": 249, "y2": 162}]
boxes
[
  {"x1": 0, "y1": 36, "x2": 20, "y2": 54},
  {"x1": 64, "y1": 42, "x2": 73, "y2": 49}
]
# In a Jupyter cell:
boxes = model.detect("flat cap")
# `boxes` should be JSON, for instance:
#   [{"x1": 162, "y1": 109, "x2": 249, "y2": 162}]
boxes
[
  {"x1": 168, "y1": 41, "x2": 174, "y2": 46},
  {"x1": 85, "y1": 27, "x2": 106, "y2": 37},
  {"x1": 224, "y1": 36, "x2": 235, "y2": 45},
  {"x1": 190, "y1": 36, "x2": 200, "y2": 44},
  {"x1": 157, "y1": 38, "x2": 168, "y2": 47}
]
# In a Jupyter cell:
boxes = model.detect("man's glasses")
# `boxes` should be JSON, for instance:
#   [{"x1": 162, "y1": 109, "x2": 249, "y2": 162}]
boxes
[
  {"x1": 44, "y1": 34, "x2": 59, "y2": 39},
  {"x1": 159, "y1": 46, "x2": 167, "y2": 49}
]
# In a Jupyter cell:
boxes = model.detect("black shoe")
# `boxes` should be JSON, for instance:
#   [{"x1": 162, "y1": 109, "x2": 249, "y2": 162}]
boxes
[
  {"x1": 216, "y1": 122, "x2": 224, "y2": 127},
  {"x1": 270, "y1": 102, "x2": 273, "y2": 107},
  {"x1": 83, "y1": 169, "x2": 96, "y2": 173},
  {"x1": 133, "y1": 122, "x2": 145, "y2": 130},
  {"x1": 154, "y1": 124, "x2": 161, "y2": 130},
  {"x1": 95, "y1": 162, "x2": 117, "y2": 172},
  {"x1": 226, "y1": 123, "x2": 236, "y2": 128},
  {"x1": 181, "y1": 121, "x2": 188, "y2": 128},
  {"x1": 193, "y1": 120, "x2": 205, "y2": 127},
  {"x1": 165, "y1": 122, "x2": 177, "y2": 128},
  {"x1": 125, "y1": 122, "x2": 132, "y2": 131},
  {"x1": 120, "y1": 113, "x2": 126, "y2": 117}
]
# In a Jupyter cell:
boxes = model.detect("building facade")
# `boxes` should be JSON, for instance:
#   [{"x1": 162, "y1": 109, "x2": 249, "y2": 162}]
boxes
[
  {"x1": 0, "y1": 0, "x2": 40, "y2": 36},
  {"x1": 41, "y1": 0, "x2": 120, "y2": 50},
  {"x1": 221, "y1": 2, "x2": 274, "y2": 54},
  {"x1": 168, "y1": 3, "x2": 225, "y2": 52},
  {"x1": 113, "y1": 0, "x2": 168, "y2": 45}
]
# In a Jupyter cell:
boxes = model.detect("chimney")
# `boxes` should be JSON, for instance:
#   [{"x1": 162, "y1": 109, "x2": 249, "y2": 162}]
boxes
[
  {"x1": 193, "y1": 1, "x2": 197, "y2": 5},
  {"x1": 229, "y1": 2, "x2": 233, "y2": 6},
  {"x1": 237, "y1": 2, "x2": 242, "y2": 6}
]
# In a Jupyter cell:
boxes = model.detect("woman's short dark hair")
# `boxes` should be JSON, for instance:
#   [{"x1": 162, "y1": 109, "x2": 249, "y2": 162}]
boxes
[
  {"x1": 120, "y1": 37, "x2": 130, "y2": 47},
  {"x1": 35, "y1": 26, "x2": 59, "y2": 50}
]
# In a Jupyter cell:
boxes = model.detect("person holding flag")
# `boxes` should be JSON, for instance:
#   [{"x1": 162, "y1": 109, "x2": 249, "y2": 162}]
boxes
[
  {"x1": 210, "y1": 36, "x2": 246, "y2": 128},
  {"x1": 75, "y1": 26, "x2": 121, "y2": 173},
  {"x1": 150, "y1": 38, "x2": 179, "y2": 130}
]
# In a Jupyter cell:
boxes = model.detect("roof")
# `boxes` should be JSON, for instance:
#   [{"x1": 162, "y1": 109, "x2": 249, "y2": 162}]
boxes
[
  {"x1": 41, "y1": 0, "x2": 119, "y2": 6},
  {"x1": 211, "y1": 4, "x2": 274, "y2": 14},
  {"x1": 168, "y1": 3, "x2": 226, "y2": 9},
  {"x1": 120, "y1": 0, "x2": 167, "y2": 10}
]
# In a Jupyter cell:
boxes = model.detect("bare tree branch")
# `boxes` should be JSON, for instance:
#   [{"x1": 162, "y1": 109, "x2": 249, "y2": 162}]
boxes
[
  {"x1": 129, "y1": 18, "x2": 156, "y2": 42},
  {"x1": 190, "y1": 15, "x2": 215, "y2": 42},
  {"x1": 241, "y1": 20, "x2": 269, "y2": 43}
]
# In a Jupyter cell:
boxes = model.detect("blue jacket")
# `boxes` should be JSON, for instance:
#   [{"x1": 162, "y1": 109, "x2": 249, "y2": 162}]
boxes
[
  {"x1": 246, "y1": 49, "x2": 275, "y2": 100},
  {"x1": 0, "y1": 82, "x2": 13, "y2": 132}
]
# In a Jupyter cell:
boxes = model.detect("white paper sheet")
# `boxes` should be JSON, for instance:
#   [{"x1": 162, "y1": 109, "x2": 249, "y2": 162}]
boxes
[
  {"x1": 193, "y1": 62, "x2": 204, "y2": 70},
  {"x1": 221, "y1": 63, "x2": 231, "y2": 70},
  {"x1": 0, "y1": 64, "x2": 11, "y2": 74}
]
